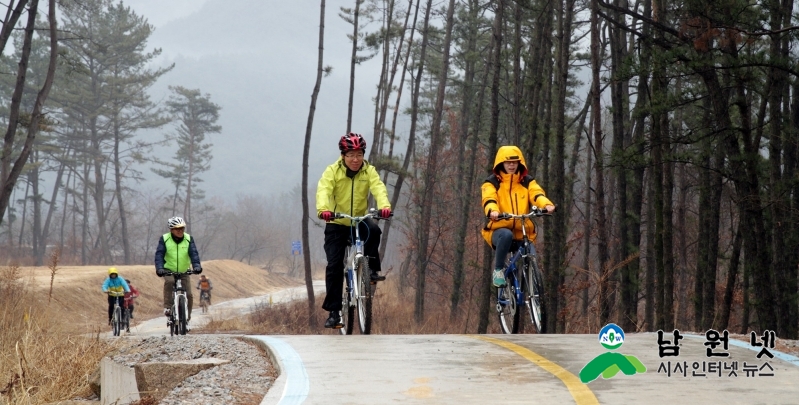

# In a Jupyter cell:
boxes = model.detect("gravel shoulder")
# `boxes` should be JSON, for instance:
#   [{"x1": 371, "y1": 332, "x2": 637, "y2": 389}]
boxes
[{"x1": 110, "y1": 335, "x2": 275, "y2": 405}]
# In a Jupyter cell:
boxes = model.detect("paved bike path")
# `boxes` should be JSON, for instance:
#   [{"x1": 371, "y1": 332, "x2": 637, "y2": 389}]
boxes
[
  {"x1": 257, "y1": 334, "x2": 799, "y2": 404},
  {"x1": 107, "y1": 281, "x2": 325, "y2": 337}
]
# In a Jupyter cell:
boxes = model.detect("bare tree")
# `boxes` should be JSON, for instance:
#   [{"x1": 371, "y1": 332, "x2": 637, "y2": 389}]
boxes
[{"x1": 301, "y1": 0, "x2": 328, "y2": 329}]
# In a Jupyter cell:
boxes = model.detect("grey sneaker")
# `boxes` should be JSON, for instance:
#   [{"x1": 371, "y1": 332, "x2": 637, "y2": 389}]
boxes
[{"x1": 492, "y1": 269, "x2": 507, "y2": 287}]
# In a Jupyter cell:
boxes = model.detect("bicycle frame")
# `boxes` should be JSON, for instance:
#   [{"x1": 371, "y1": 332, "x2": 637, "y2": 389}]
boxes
[
  {"x1": 493, "y1": 207, "x2": 549, "y2": 334},
  {"x1": 166, "y1": 272, "x2": 191, "y2": 335},
  {"x1": 334, "y1": 209, "x2": 388, "y2": 335}
]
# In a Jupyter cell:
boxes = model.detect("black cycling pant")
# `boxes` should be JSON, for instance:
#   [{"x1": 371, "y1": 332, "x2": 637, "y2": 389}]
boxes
[{"x1": 322, "y1": 220, "x2": 382, "y2": 312}]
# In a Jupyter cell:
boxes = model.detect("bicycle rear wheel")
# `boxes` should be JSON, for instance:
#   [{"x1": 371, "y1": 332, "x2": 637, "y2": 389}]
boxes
[
  {"x1": 177, "y1": 296, "x2": 188, "y2": 335},
  {"x1": 496, "y1": 273, "x2": 520, "y2": 334},
  {"x1": 112, "y1": 305, "x2": 121, "y2": 336},
  {"x1": 123, "y1": 308, "x2": 130, "y2": 333},
  {"x1": 526, "y1": 258, "x2": 547, "y2": 334},
  {"x1": 340, "y1": 269, "x2": 355, "y2": 335},
  {"x1": 355, "y1": 256, "x2": 373, "y2": 334}
]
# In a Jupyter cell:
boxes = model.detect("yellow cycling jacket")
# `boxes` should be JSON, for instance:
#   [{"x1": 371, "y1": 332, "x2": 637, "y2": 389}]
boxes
[
  {"x1": 481, "y1": 145, "x2": 553, "y2": 246},
  {"x1": 316, "y1": 158, "x2": 391, "y2": 226}
]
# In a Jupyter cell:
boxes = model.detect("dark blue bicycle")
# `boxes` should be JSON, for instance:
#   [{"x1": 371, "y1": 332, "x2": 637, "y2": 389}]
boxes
[{"x1": 494, "y1": 207, "x2": 549, "y2": 334}]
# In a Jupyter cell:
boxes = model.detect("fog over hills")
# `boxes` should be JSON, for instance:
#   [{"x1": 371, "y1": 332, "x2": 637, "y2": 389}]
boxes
[{"x1": 127, "y1": 0, "x2": 408, "y2": 199}]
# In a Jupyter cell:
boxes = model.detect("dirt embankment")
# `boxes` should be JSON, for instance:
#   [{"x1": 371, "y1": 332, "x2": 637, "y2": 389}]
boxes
[{"x1": 19, "y1": 260, "x2": 302, "y2": 333}]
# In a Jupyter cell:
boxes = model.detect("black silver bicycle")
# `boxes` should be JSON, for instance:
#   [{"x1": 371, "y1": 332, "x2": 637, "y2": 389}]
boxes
[
  {"x1": 493, "y1": 207, "x2": 550, "y2": 334},
  {"x1": 165, "y1": 270, "x2": 197, "y2": 336},
  {"x1": 108, "y1": 293, "x2": 128, "y2": 336}
]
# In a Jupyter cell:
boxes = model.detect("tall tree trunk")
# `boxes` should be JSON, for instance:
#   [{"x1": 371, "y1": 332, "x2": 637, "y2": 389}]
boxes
[
  {"x1": 631, "y1": 0, "x2": 651, "y2": 331},
  {"x1": 301, "y1": 0, "x2": 326, "y2": 329},
  {"x1": 345, "y1": 0, "x2": 363, "y2": 134},
  {"x1": 547, "y1": 0, "x2": 574, "y2": 333},
  {"x1": 379, "y1": 0, "x2": 420, "y2": 258},
  {"x1": 663, "y1": 138, "x2": 674, "y2": 330},
  {"x1": 473, "y1": 44, "x2": 496, "y2": 335},
  {"x1": 582, "y1": 112, "x2": 593, "y2": 317},
  {"x1": 609, "y1": 0, "x2": 631, "y2": 330},
  {"x1": 719, "y1": 215, "x2": 742, "y2": 330},
  {"x1": 81, "y1": 161, "x2": 89, "y2": 264},
  {"x1": 479, "y1": 0, "x2": 505, "y2": 333},
  {"x1": 114, "y1": 120, "x2": 131, "y2": 264},
  {"x1": 524, "y1": 0, "x2": 553, "y2": 166},
  {"x1": 590, "y1": 0, "x2": 610, "y2": 325},
  {"x1": 414, "y1": 0, "x2": 456, "y2": 323},
  {"x1": 1, "y1": 0, "x2": 57, "y2": 229},
  {"x1": 511, "y1": 0, "x2": 522, "y2": 146},
  {"x1": 184, "y1": 126, "x2": 195, "y2": 231},
  {"x1": 450, "y1": 0, "x2": 481, "y2": 318},
  {"x1": 373, "y1": 0, "x2": 400, "y2": 158},
  {"x1": 30, "y1": 153, "x2": 42, "y2": 264},
  {"x1": 381, "y1": 0, "x2": 433, "y2": 267}
]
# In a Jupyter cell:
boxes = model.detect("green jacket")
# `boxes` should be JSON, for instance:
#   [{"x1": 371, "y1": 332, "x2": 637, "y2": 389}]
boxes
[
  {"x1": 161, "y1": 233, "x2": 192, "y2": 273},
  {"x1": 316, "y1": 158, "x2": 390, "y2": 226}
]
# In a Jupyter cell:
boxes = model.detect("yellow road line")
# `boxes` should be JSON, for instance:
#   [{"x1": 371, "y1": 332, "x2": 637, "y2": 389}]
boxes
[{"x1": 471, "y1": 335, "x2": 599, "y2": 405}]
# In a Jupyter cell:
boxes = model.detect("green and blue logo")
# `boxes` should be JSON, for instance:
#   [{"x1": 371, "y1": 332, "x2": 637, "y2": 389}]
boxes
[
  {"x1": 599, "y1": 323, "x2": 625, "y2": 350},
  {"x1": 580, "y1": 323, "x2": 646, "y2": 383}
]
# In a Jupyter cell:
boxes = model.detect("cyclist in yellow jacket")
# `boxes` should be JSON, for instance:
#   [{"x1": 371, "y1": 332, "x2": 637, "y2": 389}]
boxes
[
  {"x1": 316, "y1": 132, "x2": 391, "y2": 329},
  {"x1": 482, "y1": 145, "x2": 555, "y2": 287}
]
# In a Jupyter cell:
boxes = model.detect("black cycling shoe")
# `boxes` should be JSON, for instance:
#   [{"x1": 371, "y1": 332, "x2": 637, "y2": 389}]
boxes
[
  {"x1": 370, "y1": 271, "x2": 386, "y2": 284},
  {"x1": 324, "y1": 311, "x2": 343, "y2": 329}
]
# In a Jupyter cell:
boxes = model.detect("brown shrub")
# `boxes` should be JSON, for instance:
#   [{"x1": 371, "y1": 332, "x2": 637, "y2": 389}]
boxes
[{"x1": 0, "y1": 265, "x2": 117, "y2": 405}]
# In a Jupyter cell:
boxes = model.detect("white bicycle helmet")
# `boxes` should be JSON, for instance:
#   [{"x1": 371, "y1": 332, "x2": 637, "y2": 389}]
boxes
[{"x1": 167, "y1": 216, "x2": 186, "y2": 229}]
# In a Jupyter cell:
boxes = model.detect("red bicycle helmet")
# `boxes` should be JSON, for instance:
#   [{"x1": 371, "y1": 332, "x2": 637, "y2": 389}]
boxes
[{"x1": 339, "y1": 132, "x2": 367, "y2": 153}]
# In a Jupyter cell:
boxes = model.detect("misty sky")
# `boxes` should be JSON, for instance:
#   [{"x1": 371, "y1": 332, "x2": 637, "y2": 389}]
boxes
[{"x1": 123, "y1": 0, "x2": 408, "y2": 200}]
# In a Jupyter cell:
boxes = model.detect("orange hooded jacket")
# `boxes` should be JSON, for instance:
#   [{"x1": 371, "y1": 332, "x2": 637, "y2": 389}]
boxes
[{"x1": 481, "y1": 145, "x2": 554, "y2": 246}]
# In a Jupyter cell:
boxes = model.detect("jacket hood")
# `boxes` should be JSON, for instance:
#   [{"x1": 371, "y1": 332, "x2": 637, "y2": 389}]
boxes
[{"x1": 492, "y1": 145, "x2": 528, "y2": 177}]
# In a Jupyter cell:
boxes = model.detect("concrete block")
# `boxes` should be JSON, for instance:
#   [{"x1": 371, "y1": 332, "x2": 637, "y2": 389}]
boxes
[
  {"x1": 134, "y1": 358, "x2": 229, "y2": 401},
  {"x1": 100, "y1": 357, "x2": 140, "y2": 405}
]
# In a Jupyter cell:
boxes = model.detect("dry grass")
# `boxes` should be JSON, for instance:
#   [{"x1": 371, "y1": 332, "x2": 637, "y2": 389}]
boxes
[
  {"x1": 201, "y1": 278, "x2": 507, "y2": 335},
  {"x1": 16, "y1": 259, "x2": 302, "y2": 334},
  {"x1": 0, "y1": 265, "x2": 118, "y2": 405}
]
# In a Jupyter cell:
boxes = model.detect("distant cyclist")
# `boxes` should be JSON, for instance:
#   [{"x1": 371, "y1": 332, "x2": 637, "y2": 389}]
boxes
[
  {"x1": 316, "y1": 132, "x2": 391, "y2": 329},
  {"x1": 196, "y1": 274, "x2": 213, "y2": 305},
  {"x1": 481, "y1": 146, "x2": 555, "y2": 287},
  {"x1": 101, "y1": 267, "x2": 130, "y2": 325},
  {"x1": 123, "y1": 279, "x2": 140, "y2": 319},
  {"x1": 154, "y1": 216, "x2": 202, "y2": 322}
]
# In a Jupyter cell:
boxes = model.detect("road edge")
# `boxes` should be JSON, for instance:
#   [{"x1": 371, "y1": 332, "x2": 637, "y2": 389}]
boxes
[{"x1": 246, "y1": 335, "x2": 310, "y2": 405}]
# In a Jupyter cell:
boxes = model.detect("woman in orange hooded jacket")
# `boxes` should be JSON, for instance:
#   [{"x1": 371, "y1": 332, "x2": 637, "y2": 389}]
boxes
[{"x1": 481, "y1": 146, "x2": 555, "y2": 287}]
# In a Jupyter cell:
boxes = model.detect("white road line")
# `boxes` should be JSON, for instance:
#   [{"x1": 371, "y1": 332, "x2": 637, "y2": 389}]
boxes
[{"x1": 255, "y1": 336, "x2": 309, "y2": 405}]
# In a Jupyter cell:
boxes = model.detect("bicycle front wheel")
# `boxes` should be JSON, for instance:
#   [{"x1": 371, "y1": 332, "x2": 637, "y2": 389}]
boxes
[
  {"x1": 496, "y1": 269, "x2": 521, "y2": 334},
  {"x1": 355, "y1": 256, "x2": 373, "y2": 334},
  {"x1": 112, "y1": 305, "x2": 122, "y2": 336},
  {"x1": 177, "y1": 296, "x2": 188, "y2": 335},
  {"x1": 340, "y1": 269, "x2": 355, "y2": 335},
  {"x1": 526, "y1": 258, "x2": 547, "y2": 334}
]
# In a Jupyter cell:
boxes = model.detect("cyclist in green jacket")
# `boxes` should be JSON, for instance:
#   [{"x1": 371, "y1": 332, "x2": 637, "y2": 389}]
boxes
[
  {"x1": 317, "y1": 133, "x2": 392, "y2": 329},
  {"x1": 154, "y1": 216, "x2": 202, "y2": 322}
]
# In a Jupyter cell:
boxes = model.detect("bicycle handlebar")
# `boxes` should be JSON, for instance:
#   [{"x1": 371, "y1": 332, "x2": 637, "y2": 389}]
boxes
[
  {"x1": 333, "y1": 209, "x2": 394, "y2": 221},
  {"x1": 163, "y1": 270, "x2": 201, "y2": 276},
  {"x1": 492, "y1": 207, "x2": 553, "y2": 220}
]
